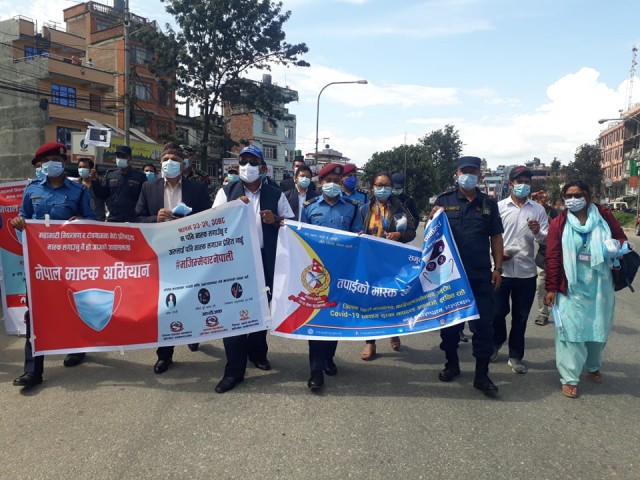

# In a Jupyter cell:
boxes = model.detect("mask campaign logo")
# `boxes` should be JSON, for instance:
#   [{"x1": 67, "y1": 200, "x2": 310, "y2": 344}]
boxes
[
  {"x1": 419, "y1": 239, "x2": 460, "y2": 291},
  {"x1": 289, "y1": 258, "x2": 337, "y2": 309},
  {"x1": 239, "y1": 309, "x2": 250, "y2": 321},
  {"x1": 68, "y1": 286, "x2": 122, "y2": 331},
  {"x1": 205, "y1": 316, "x2": 219, "y2": 327}
]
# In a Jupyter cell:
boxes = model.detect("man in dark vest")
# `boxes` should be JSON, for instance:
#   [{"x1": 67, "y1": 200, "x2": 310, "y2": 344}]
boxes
[{"x1": 211, "y1": 145, "x2": 295, "y2": 393}]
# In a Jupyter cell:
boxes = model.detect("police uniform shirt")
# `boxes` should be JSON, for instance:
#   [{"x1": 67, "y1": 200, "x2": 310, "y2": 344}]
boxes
[
  {"x1": 95, "y1": 168, "x2": 146, "y2": 222},
  {"x1": 341, "y1": 188, "x2": 369, "y2": 206},
  {"x1": 19, "y1": 177, "x2": 96, "y2": 221},
  {"x1": 301, "y1": 196, "x2": 363, "y2": 233},
  {"x1": 435, "y1": 188, "x2": 503, "y2": 279}
]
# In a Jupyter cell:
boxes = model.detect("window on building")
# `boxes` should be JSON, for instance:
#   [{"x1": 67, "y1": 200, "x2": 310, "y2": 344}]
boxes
[
  {"x1": 130, "y1": 46, "x2": 152, "y2": 65},
  {"x1": 24, "y1": 46, "x2": 48, "y2": 59},
  {"x1": 56, "y1": 126, "x2": 80, "y2": 149},
  {"x1": 89, "y1": 93, "x2": 102, "y2": 112},
  {"x1": 95, "y1": 20, "x2": 112, "y2": 31},
  {"x1": 262, "y1": 118, "x2": 276, "y2": 134},
  {"x1": 263, "y1": 145, "x2": 277, "y2": 160},
  {"x1": 134, "y1": 81, "x2": 152, "y2": 101},
  {"x1": 284, "y1": 126, "x2": 294, "y2": 138},
  {"x1": 158, "y1": 88, "x2": 171, "y2": 107},
  {"x1": 51, "y1": 84, "x2": 76, "y2": 107},
  {"x1": 132, "y1": 113, "x2": 150, "y2": 132},
  {"x1": 157, "y1": 121, "x2": 170, "y2": 138}
]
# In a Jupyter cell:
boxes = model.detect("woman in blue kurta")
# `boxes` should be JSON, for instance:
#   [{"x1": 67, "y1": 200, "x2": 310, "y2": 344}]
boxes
[{"x1": 544, "y1": 180, "x2": 626, "y2": 398}]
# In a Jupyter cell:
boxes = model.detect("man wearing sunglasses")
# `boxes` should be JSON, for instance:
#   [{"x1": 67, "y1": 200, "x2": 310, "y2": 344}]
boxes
[{"x1": 211, "y1": 144, "x2": 295, "y2": 393}]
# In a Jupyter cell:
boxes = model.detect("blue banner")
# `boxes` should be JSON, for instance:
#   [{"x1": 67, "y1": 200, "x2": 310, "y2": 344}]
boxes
[{"x1": 270, "y1": 210, "x2": 479, "y2": 340}]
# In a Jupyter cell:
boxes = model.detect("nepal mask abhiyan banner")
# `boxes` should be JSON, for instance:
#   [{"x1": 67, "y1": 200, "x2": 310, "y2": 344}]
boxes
[
  {"x1": 23, "y1": 201, "x2": 270, "y2": 356},
  {"x1": 0, "y1": 181, "x2": 29, "y2": 335},
  {"x1": 270, "y1": 209, "x2": 479, "y2": 340}
]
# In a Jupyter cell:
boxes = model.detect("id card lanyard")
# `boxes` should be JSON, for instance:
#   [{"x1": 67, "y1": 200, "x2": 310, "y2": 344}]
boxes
[{"x1": 578, "y1": 232, "x2": 590, "y2": 262}]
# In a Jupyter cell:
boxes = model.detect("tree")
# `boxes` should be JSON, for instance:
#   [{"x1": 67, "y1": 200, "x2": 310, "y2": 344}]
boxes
[
  {"x1": 140, "y1": 0, "x2": 309, "y2": 162},
  {"x1": 562, "y1": 144, "x2": 603, "y2": 199},
  {"x1": 361, "y1": 125, "x2": 463, "y2": 214}
]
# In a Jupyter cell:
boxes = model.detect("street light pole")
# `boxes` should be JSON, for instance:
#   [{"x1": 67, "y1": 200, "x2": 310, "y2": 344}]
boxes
[
  {"x1": 123, "y1": 0, "x2": 131, "y2": 146},
  {"x1": 315, "y1": 80, "x2": 367, "y2": 164}
]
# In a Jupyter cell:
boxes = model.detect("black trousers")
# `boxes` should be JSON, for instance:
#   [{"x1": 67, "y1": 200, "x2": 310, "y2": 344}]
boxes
[
  {"x1": 493, "y1": 275, "x2": 537, "y2": 360},
  {"x1": 221, "y1": 330, "x2": 269, "y2": 378},
  {"x1": 440, "y1": 278, "x2": 495, "y2": 359},
  {"x1": 308, "y1": 340, "x2": 338, "y2": 371}
]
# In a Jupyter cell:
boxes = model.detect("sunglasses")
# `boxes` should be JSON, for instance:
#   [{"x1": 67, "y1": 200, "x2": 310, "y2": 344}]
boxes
[
  {"x1": 562, "y1": 193, "x2": 585, "y2": 199},
  {"x1": 239, "y1": 158, "x2": 261, "y2": 167}
]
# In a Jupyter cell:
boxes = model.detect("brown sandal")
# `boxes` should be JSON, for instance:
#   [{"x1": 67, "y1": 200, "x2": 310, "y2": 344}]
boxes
[
  {"x1": 561, "y1": 384, "x2": 578, "y2": 398},
  {"x1": 361, "y1": 343, "x2": 376, "y2": 361},
  {"x1": 390, "y1": 336, "x2": 401, "y2": 351}
]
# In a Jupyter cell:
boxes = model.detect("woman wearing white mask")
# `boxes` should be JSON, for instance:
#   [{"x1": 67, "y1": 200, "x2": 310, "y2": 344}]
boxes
[
  {"x1": 544, "y1": 180, "x2": 627, "y2": 398},
  {"x1": 359, "y1": 172, "x2": 416, "y2": 360}
]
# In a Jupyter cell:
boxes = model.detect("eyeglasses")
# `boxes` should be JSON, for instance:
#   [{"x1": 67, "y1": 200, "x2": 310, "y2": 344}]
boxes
[
  {"x1": 373, "y1": 183, "x2": 391, "y2": 188},
  {"x1": 562, "y1": 193, "x2": 585, "y2": 199},
  {"x1": 239, "y1": 158, "x2": 261, "y2": 167}
]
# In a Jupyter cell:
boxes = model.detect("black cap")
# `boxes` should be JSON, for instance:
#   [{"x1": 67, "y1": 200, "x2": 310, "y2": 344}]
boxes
[
  {"x1": 115, "y1": 145, "x2": 132, "y2": 157},
  {"x1": 509, "y1": 166, "x2": 533, "y2": 181},
  {"x1": 391, "y1": 172, "x2": 405, "y2": 188},
  {"x1": 455, "y1": 156, "x2": 481, "y2": 170}
]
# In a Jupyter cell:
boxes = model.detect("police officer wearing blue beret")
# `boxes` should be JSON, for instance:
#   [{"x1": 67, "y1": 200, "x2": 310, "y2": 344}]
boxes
[
  {"x1": 11, "y1": 142, "x2": 97, "y2": 389},
  {"x1": 301, "y1": 163, "x2": 364, "y2": 391},
  {"x1": 431, "y1": 155, "x2": 504, "y2": 394},
  {"x1": 92, "y1": 145, "x2": 147, "y2": 222}
]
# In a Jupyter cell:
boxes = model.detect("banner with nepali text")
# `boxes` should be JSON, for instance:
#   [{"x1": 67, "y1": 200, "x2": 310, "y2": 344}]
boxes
[
  {"x1": 0, "y1": 181, "x2": 28, "y2": 335},
  {"x1": 23, "y1": 201, "x2": 270, "y2": 355},
  {"x1": 270, "y1": 209, "x2": 479, "y2": 340}
]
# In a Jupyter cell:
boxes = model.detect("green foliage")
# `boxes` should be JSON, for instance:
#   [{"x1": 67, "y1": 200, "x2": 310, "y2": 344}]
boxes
[
  {"x1": 611, "y1": 211, "x2": 637, "y2": 227},
  {"x1": 361, "y1": 125, "x2": 463, "y2": 214},
  {"x1": 562, "y1": 144, "x2": 603, "y2": 195}
]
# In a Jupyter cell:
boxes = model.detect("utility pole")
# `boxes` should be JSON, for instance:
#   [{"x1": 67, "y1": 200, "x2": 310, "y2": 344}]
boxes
[{"x1": 123, "y1": 0, "x2": 131, "y2": 145}]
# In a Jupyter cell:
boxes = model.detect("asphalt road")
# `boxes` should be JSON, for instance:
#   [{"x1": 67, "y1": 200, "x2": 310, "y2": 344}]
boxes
[{"x1": 1, "y1": 229, "x2": 639, "y2": 480}]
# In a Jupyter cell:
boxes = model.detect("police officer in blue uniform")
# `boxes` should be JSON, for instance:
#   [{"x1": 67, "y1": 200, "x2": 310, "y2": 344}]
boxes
[
  {"x1": 432, "y1": 156, "x2": 504, "y2": 394},
  {"x1": 340, "y1": 163, "x2": 369, "y2": 206},
  {"x1": 301, "y1": 163, "x2": 363, "y2": 391},
  {"x1": 91, "y1": 145, "x2": 146, "y2": 222},
  {"x1": 11, "y1": 142, "x2": 97, "y2": 389}
]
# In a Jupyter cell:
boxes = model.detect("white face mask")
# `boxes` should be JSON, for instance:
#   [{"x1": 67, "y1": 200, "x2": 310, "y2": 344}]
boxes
[
  {"x1": 565, "y1": 197, "x2": 587, "y2": 212},
  {"x1": 239, "y1": 164, "x2": 260, "y2": 183},
  {"x1": 162, "y1": 159, "x2": 182, "y2": 179}
]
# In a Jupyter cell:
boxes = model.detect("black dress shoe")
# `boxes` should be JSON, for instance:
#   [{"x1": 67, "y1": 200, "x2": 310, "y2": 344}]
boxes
[
  {"x1": 187, "y1": 343, "x2": 199, "y2": 352},
  {"x1": 307, "y1": 371, "x2": 324, "y2": 391},
  {"x1": 63, "y1": 353, "x2": 86, "y2": 367},
  {"x1": 154, "y1": 359, "x2": 173, "y2": 374},
  {"x1": 13, "y1": 373, "x2": 43, "y2": 388},
  {"x1": 473, "y1": 376, "x2": 499, "y2": 394},
  {"x1": 215, "y1": 376, "x2": 244, "y2": 393},
  {"x1": 459, "y1": 331, "x2": 469, "y2": 343},
  {"x1": 438, "y1": 365, "x2": 461, "y2": 382},
  {"x1": 323, "y1": 359, "x2": 338, "y2": 376},
  {"x1": 252, "y1": 359, "x2": 271, "y2": 371}
]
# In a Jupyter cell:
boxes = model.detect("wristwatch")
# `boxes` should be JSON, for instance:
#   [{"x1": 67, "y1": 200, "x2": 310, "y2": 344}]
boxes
[{"x1": 494, "y1": 266, "x2": 503, "y2": 273}]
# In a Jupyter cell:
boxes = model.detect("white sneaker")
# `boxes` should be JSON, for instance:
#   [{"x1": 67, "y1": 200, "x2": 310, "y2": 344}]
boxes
[{"x1": 508, "y1": 358, "x2": 528, "y2": 374}]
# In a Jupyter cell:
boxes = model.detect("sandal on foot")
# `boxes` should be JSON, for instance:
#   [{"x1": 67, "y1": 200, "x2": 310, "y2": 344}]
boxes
[
  {"x1": 561, "y1": 384, "x2": 578, "y2": 398},
  {"x1": 361, "y1": 343, "x2": 376, "y2": 361},
  {"x1": 534, "y1": 316, "x2": 549, "y2": 326},
  {"x1": 390, "y1": 336, "x2": 401, "y2": 351},
  {"x1": 587, "y1": 370, "x2": 602, "y2": 383}
]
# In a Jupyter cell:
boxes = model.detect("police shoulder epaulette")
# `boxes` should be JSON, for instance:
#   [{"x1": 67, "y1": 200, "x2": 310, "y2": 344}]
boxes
[
  {"x1": 342, "y1": 197, "x2": 358, "y2": 205},
  {"x1": 303, "y1": 197, "x2": 319, "y2": 207},
  {"x1": 356, "y1": 188, "x2": 368, "y2": 194}
]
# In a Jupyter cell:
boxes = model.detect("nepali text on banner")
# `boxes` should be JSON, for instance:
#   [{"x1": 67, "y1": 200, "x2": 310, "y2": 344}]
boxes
[
  {"x1": 270, "y1": 210, "x2": 479, "y2": 340},
  {"x1": 0, "y1": 181, "x2": 28, "y2": 335},
  {"x1": 23, "y1": 201, "x2": 270, "y2": 355}
]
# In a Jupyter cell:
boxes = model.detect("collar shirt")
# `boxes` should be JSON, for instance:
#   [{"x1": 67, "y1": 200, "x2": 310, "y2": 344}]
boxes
[
  {"x1": 163, "y1": 177, "x2": 183, "y2": 211},
  {"x1": 498, "y1": 196, "x2": 549, "y2": 278},
  {"x1": 296, "y1": 187, "x2": 308, "y2": 220}
]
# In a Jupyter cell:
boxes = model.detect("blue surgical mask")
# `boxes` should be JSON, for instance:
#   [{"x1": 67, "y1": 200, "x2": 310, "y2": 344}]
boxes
[
  {"x1": 145, "y1": 171, "x2": 155, "y2": 181},
  {"x1": 41, "y1": 161, "x2": 64, "y2": 178},
  {"x1": 392, "y1": 188, "x2": 403, "y2": 196},
  {"x1": 513, "y1": 184, "x2": 531, "y2": 199},
  {"x1": 116, "y1": 158, "x2": 128, "y2": 169},
  {"x1": 457, "y1": 173, "x2": 478, "y2": 190},
  {"x1": 565, "y1": 197, "x2": 586, "y2": 212},
  {"x1": 34, "y1": 167, "x2": 46, "y2": 181},
  {"x1": 322, "y1": 182, "x2": 342, "y2": 198},
  {"x1": 162, "y1": 159, "x2": 182, "y2": 179},
  {"x1": 227, "y1": 173, "x2": 240, "y2": 184},
  {"x1": 297, "y1": 177, "x2": 311, "y2": 189},
  {"x1": 183, "y1": 158, "x2": 190, "y2": 167},
  {"x1": 343, "y1": 176, "x2": 357, "y2": 190},
  {"x1": 71, "y1": 288, "x2": 118, "y2": 331},
  {"x1": 260, "y1": 172, "x2": 268, "y2": 181},
  {"x1": 374, "y1": 186, "x2": 392, "y2": 201},
  {"x1": 78, "y1": 167, "x2": 90, "y2": 179}
]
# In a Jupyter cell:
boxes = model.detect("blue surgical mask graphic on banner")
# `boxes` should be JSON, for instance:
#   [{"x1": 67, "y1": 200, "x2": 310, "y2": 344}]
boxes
[
  {"x1": 419, "y1": 237, "x2": 460, "y2": 291},
  {"x1": 68, "y1": 287, "x2": 122, "y2": 331}
]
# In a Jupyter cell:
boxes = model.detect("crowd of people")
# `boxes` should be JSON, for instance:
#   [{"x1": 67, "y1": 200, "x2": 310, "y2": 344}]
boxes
[{"x1": 7, "y1": 142, "x2": 630, "y2": 399}]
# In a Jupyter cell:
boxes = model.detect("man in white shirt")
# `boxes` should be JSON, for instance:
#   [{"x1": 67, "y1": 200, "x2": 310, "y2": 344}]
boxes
[
  {"x1": 492, "y1": 166, "x2": 549, "y2": 374},
  {"x1": 284, "y1": 165, "x2": 319, "y2": 220}
]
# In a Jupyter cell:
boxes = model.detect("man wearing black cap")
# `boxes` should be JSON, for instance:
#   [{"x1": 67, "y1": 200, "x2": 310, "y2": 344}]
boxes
[
  {"x1": 391, "y1": 172, "x2": 420, "y2": 227},
  {"x1": 491, "y1": 166, "x2": 548, "y2": 374},
  {"x1": 91, "y1": 145, "x2": 147, "y2": 222},
  {"x1": 211, "y1": 144, "x2": 295, "y2": 393},
  {"x1": 11, "y1": 142, "x2": 96, "y2": 388},
  {"x1": 431, "y1": 155, "x2": 504, "y2": 394}
]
